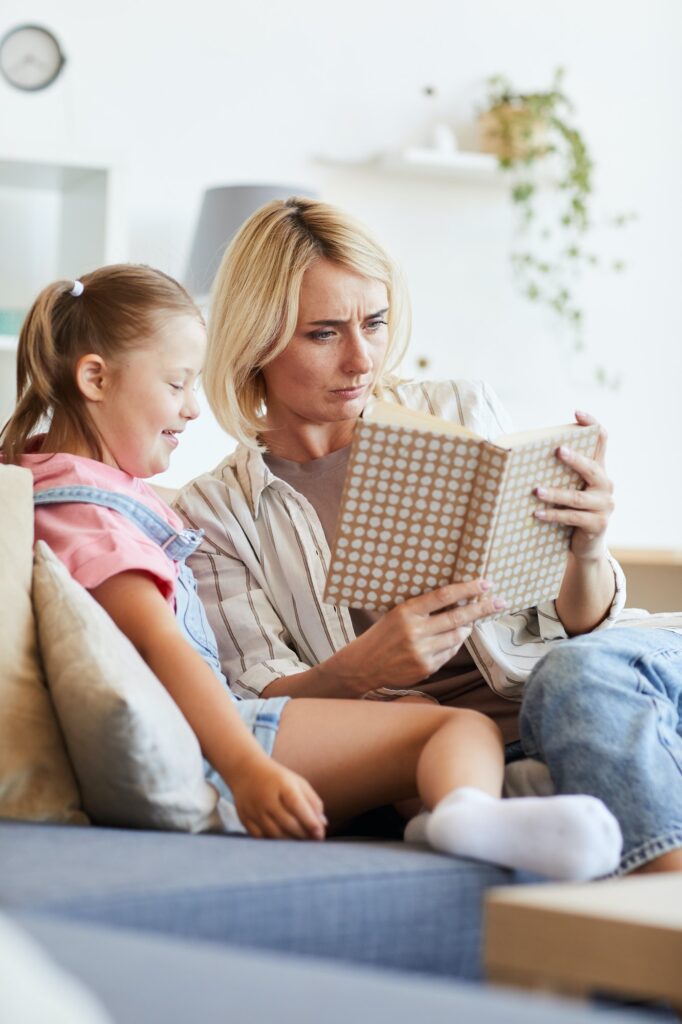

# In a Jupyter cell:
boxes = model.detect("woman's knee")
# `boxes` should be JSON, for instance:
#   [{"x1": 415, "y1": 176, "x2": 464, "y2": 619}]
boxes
[{"x1": 527, "y1": 631, "x2": 632, "y2": 699}]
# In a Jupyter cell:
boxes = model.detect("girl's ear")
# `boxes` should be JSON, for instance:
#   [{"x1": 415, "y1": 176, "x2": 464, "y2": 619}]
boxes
[{"x1": 75, "y1": 353, "x2": 109, "y2": 401}]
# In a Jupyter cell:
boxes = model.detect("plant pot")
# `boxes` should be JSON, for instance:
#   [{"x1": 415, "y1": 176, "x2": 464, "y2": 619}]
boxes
[{"x1": 478, "y1": 102, "x2": 549, "y2": 161}]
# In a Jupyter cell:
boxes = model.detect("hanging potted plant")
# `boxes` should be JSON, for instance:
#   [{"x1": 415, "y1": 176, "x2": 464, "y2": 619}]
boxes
[{"x1": 479, "y1": 68, "x2": 634, "y2": 382}]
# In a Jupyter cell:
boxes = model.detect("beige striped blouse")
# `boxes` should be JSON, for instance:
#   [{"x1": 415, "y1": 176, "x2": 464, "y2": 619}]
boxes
[{"x1": 174, "y1": 378, "x2": 672, "y2": 703}]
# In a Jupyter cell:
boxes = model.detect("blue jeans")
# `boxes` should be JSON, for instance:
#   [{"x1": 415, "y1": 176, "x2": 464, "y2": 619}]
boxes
[{"x1": 520, "y1": 627, "x2": 682, "y2": 873}]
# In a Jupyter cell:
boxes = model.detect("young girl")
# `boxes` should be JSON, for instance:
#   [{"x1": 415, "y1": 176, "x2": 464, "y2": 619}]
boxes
[{"x1": 1, "y1": 263, "x2": 623, "y2": 879}]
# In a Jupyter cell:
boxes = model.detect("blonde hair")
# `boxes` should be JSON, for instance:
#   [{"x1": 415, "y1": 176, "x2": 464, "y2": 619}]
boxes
[
  {"x1": 205, "y1": 196, "x2": 411, "y2": 448},
  {"x1": 0, "y1": 264, "x2": 202, "y2": 465}
]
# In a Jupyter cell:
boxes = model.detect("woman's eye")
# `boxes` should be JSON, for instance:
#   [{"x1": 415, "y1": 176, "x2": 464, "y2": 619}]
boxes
[
  {"x1": 310, "y1": 329, "x2": 335, "y2": 342},
  {"x1": 169, "y1": 383, "x2": 183, "y2": 392},
  {"x1": 366, "y1": 319, "x2": 387, "y2": 332}
]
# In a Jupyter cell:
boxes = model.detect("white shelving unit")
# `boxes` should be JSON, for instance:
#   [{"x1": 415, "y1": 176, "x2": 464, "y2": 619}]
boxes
[{"x1": 0, "y1": 152, "x2": 126, "y2": 426}]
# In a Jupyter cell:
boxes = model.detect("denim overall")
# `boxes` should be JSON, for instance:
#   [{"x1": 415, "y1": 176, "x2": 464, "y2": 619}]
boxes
[
  {"x1": 33, "y1": 484, "x2": 233, "y2": 695},
  {"x1": 33, "y1": 485, "x2": 290, "y2": 804}
]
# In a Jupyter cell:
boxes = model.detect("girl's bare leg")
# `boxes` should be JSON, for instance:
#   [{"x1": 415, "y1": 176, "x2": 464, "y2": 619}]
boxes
[
  {"x1": 272, "y1": 699, "x2": 624, "y2": 880},
  {"x1": 272, "y1": 700, "x2": 502, "y2": 825}
]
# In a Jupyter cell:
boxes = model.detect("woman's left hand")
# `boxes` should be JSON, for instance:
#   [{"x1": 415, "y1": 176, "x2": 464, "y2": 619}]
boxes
[{"x1": 534, "y1": 410, "x2": 615, "y2": 562}]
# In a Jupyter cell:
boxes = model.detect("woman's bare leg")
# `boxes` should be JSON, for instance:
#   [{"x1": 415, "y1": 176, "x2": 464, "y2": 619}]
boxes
[{"x1": 633, "y1": 849, "x2": 682, "y2": 874}]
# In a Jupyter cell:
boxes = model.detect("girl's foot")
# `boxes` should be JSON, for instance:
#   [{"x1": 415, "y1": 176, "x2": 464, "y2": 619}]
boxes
[{"x1": 425, "y1": 787, "x2": 622, "y2": 880}]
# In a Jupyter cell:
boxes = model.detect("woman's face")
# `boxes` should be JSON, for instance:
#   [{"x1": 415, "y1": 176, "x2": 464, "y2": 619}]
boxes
[{"x1": 261, "y1": 258, "x2": 389, "y2": 439}]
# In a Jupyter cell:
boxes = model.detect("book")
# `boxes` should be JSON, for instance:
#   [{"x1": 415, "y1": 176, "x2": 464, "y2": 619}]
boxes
[{"x1": 324, "y1": 400, "x2": 600, "y2": 615}]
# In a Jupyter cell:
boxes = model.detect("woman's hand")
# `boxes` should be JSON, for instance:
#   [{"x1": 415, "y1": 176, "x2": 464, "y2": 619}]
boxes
[
  {"x1": 325, "y1": 579, "x2": 505, "y2": 694},
  {"x1": 230, "y1": 755, "x2": 327, "y2": 840},
  {"x1": 534, "y1": 411, "x2": 615, "y2": 562}
]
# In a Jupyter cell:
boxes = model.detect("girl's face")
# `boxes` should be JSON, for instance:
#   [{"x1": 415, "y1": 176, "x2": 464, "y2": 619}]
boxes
[
  {"x1": 261, "y1": 259, "x2": 389, "y2": 440},
  {"x1": 88, "y1": 313, "x2": 206, "y2": 478}
]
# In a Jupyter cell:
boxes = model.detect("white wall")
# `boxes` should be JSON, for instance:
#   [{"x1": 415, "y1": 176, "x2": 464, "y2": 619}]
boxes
[{"x1": 2, "y1": 0, "x2": 681, "y2": 547}]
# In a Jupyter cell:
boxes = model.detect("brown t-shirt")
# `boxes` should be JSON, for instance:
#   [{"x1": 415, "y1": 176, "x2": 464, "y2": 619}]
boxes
[{"x1": 264, "y1": 445, "x2": 519, "y2": 741}]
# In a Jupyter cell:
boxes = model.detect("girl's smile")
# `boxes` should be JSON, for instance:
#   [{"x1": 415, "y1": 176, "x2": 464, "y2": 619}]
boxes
[{"x1": 84, "y1": 313, "x2": 206, "y2": 478}]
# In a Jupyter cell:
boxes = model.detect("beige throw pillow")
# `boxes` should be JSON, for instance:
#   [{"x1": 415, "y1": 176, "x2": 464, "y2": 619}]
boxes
[
  {"x1": 32, "y1": 541, "x2": 243, "y2": 833},
  {"x1": 0, "y1": 465, "x2": 85, "y2": 823}
]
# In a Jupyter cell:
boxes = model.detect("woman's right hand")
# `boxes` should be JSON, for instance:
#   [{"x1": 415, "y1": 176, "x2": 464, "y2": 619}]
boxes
[
  {"x1": 326, "y1": 579, "x2": 505, "y2": 694},
  {"x1": 230, "y1": 755, "x2": 327, "y2": 841}
]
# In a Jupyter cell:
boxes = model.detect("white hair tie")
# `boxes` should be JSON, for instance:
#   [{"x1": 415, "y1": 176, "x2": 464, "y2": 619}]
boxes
[{"x1": 69, "y1": 280, "x2": 84, "y2": 297}]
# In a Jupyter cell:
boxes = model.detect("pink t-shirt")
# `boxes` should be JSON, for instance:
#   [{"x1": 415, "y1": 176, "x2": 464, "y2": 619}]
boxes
[{"x1": 23, "y1": 451, "x2": 183, "y2": 607}]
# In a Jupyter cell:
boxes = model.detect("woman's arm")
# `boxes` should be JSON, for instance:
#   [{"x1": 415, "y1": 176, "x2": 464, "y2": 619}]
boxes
[
  {"x1": 90, "y1": 571, "x2": 326, "y2": 839},
  {"x1": 534, "y1": 412, "x2": 616, "y2": 635},
  {"x1": 262, "y1": 579, "x2": 505, "y2": 698},
  {"x1": 179, "y1": 492, "x2": 502, "y2": 700}
]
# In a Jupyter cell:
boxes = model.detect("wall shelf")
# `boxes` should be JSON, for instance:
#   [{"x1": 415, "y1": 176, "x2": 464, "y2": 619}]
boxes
[
  {"x1": 317, "y1": 147, "x2": 552, "y2": 186},
  {"x1": 319, "y1": 148, "x2": 502, "y2": 184}
]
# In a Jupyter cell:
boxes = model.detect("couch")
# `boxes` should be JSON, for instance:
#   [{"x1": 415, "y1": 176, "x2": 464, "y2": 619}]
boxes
[{"x1": 0, "y1": 463, "x2": 652, "y2": 1022}]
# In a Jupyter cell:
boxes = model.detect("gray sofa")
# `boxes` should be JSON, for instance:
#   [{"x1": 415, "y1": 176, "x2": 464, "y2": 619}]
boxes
[
  {"x1": 0, "y1": 823, "x2": 657, "y2": 1023},
  {"x1": 1, "y1": 819, "x2": 521, "y2": 979},
  {"x1": 0, "y1": 464, "x2": 655, "y2": 1021}
]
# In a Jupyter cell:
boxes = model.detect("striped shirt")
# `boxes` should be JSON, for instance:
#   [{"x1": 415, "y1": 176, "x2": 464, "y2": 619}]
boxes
[{"x1": 174, "y1": 378, "x2": 671, "y2": 703}]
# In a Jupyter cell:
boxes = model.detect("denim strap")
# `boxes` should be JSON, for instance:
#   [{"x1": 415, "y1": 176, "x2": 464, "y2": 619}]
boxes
[{"x1": 33, "y1": 485, "x2": 203, "y2": 561}]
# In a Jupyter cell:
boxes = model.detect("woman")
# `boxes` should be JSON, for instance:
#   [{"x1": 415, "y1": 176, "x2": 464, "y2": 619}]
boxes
[{"x1": 176, "y1": 196, "x2": 682, "y2": 873}]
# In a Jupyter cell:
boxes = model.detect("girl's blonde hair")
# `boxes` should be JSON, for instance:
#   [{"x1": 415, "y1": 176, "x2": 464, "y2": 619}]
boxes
[
  {"x1": 205, "y1": 196, "x2": 411, "y2": 448},
  {"x1": 0, "y1": 264, "x2": 202, "y2": 465}
]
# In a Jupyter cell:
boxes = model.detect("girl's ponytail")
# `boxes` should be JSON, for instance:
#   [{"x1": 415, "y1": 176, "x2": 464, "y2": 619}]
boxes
[{"x1": 0, "y1": 281, "x2": 73, "y2": 464}]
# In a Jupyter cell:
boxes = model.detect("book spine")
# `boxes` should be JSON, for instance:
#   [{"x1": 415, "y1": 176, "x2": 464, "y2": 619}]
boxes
[{"x1": 453, "y1": 443, "x2": 512, "y2": 584}]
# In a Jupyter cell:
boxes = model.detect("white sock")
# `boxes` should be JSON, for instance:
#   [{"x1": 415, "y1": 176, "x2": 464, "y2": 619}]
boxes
[
  {"x1": 404, "y1": 810, "x2": 431, "y2": 844},
  {"x1": 425, "y1": 787, "x2": 623, "y2": 881}
]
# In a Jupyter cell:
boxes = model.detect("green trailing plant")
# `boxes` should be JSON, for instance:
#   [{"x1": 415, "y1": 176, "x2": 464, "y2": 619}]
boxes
[{"x1": 481, "y1": 68, "x2": 635, "y2": 381}]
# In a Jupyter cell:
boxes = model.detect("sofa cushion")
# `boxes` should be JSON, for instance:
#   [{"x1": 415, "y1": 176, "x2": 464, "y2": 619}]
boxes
[
  {"x1": 0, "y1": 465, "x2": 85, "y2": 825},
  {"x1": 13, "y1": 911, "x2": 638, "y2": 1024},
  {"x1": 32, "y1": 542, "x2": 241, "y2": 834},
  {"x1": 0, "y1": 820, "x2": 530, "y2": 980}
]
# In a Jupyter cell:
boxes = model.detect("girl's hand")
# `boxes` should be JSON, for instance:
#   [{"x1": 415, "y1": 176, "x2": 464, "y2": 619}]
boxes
[
  {"x1": 231, "y1": 756, "x2": 327, "y2": 840},
  {"x1": 534, "y1": 410, "x2": 615, "y2": 562},
  {"x1": 327, "y1": 578, "x2": 505, "y2": 693}
]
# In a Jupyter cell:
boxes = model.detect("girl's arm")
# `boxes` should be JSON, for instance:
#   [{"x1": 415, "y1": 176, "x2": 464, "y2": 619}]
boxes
[{"x1": 90, "y1": 570, "x2": 326, "y2": 840}]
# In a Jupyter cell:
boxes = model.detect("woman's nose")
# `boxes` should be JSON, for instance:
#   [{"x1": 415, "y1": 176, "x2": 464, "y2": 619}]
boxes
[{"x1": 344, "y1": 330, "x2": 373, "y2": 374}]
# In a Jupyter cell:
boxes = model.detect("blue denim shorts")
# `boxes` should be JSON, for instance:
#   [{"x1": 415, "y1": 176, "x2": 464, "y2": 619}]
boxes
[
  {"x1": 235, "y1": 695, "x2": 291, "y2": 758},
  {"x1": 204, "y1": 695, "x2": 291, "y2": 805}
]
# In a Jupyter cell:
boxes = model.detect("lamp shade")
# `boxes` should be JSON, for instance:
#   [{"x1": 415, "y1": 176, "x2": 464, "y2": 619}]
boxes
[{"x1": 184, "y1": 183, "x2": 318, "y2": 298}]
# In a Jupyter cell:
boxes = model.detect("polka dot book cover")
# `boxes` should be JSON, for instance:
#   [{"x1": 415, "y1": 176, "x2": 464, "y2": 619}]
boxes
[{"x1": 324, "y1": 401, "x2": 599, "y2": 616}]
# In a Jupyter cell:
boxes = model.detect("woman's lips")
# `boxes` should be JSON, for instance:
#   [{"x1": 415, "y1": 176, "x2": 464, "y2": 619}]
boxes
[{"x1": 330, "y1": 385, "x2": 366, "y2": 399}]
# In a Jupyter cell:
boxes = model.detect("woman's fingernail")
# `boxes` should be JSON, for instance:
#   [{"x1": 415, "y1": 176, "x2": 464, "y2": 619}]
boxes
[
  {"x1": 479, "y1": 579, "x2": 492, "y2": 591},
  {"x1": 559, "y1": 445, "x2": 571, "y2": 458},
  {"x1": 536, "y1": 486, "x2": 548, "y2": 498},
  {"x1": 493, "y1": 598, "x2": 507, "y2": 610},
  {"x1": 535, "y1": 509, "x2": 547, "y2": 518}
]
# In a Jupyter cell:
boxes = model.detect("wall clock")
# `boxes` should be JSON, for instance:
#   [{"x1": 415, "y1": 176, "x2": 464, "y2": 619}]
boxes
[{"x1": 0, "y1": 24, "x2": 66, "y2": 91}]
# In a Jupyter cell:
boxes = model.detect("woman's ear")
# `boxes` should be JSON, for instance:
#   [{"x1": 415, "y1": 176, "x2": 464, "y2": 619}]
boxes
[{"x1": 75, "y1": 353, "x2": 109, "y2": 402}]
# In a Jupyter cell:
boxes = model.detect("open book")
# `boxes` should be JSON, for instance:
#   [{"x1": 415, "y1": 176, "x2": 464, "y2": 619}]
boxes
[{"x1": 324, "y1": 400, "x2": 600, "y2": 615}]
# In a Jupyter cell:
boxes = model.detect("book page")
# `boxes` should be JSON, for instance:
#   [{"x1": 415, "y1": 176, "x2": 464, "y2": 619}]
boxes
[
  {"x1": 363, "y1": 398, "x2": 480, "y2": 440},
  {"x1": 496, "y1": 421, "x2": 593, "y2": 448}
]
